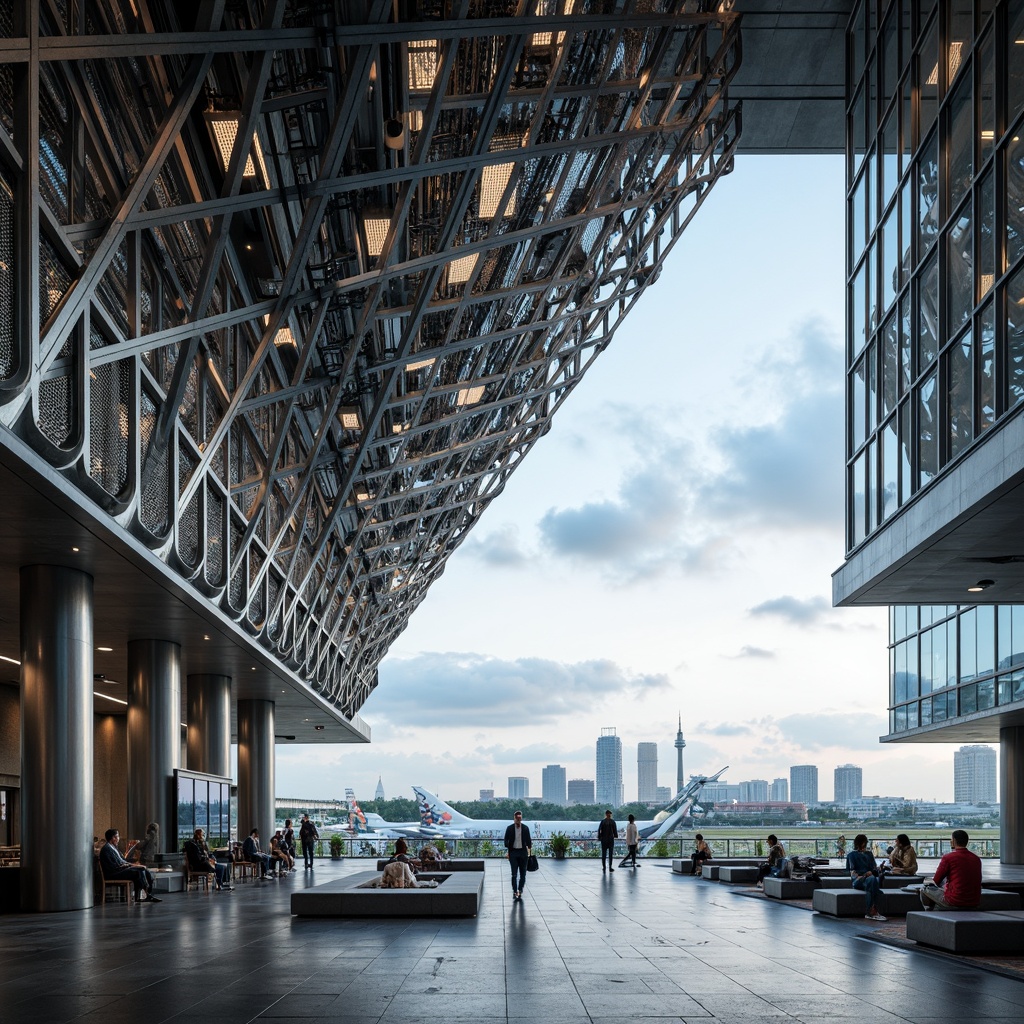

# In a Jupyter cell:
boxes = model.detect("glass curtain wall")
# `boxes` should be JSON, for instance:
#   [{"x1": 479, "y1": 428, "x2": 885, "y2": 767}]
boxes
[
  {"x1": 847, "y1": 0, "x2": 1024, "y2": 551},
  {"x1": 888, "y1": 603, "x2": 1024, "y2": 735}
]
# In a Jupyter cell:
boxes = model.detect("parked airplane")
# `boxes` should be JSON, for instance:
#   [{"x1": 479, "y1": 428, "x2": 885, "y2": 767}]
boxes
[
  {"x1": 410, "y1": 767, "x2": 728, "y2": 841},
  {"x1": 334, "y1": 789, "x2": 463, "y2": 841}
]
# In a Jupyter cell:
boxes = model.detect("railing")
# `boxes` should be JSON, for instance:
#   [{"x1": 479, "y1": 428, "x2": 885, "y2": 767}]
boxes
[{"x1": 307, "y1": 835, "x2": 1003, "y2": 860}]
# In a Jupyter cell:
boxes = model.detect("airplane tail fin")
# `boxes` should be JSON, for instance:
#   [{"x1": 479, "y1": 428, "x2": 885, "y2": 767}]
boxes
[
  {"x1": 345, "y1": 792, "x2": 369, "y2": 833},
  {"x1": 412, "y1": 786, "x2": 471, "y2": 827},
  {"x1": 640, "y1": 767, "x2": 727, "y2": 840}
]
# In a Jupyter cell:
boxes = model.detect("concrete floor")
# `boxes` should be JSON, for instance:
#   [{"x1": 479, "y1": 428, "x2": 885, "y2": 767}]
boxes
[{"x1": 3, "y1": 859, "x2": 1024, "y2": 1023}]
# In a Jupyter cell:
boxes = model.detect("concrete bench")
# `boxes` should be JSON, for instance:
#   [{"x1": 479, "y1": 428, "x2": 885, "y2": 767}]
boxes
[
  {"x1": 812, "y1": 888, "x2": 923, "y2": 917},
  {"x1": 719, "y1": 866, "x2": 759, "y2": 883},
  {"x1": 291, "y1": 870, "x2": 484, "y2": 917},
  {"x1": 375, "y1": 858, "x2": 485, "y2": 872},
  {"x1": 673, "y1": 858, "x2": 760, "y2": 876},
  {"x1": 701, "y1": 864, "x2": 720, "y2": 880},
  {"x1": 764, "y1": 874, "x2": 926, "y2": 901},
  {"x1": 906, "y1": 910, "x2": 1024, "y2": 953}
]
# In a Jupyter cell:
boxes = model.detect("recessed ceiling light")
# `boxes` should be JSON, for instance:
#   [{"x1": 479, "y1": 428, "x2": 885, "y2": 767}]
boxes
[
  {"x1": 72, "y1": 546, "x2": 80, "y2": 552},
  {"x1": 967, "y1": 579, "x2": 995, "y2": 592},
  {"x1": 203, "y1": 634, "x2": 210, "y2": 640},
  {"x1": 0, "y1": 655, "x2": 22, "y2": 666},
  {"x1": 97, "y1": 646, "x2": 113, "y2": 652},
  {"x1": 95, "y1": 691, "x2": 128, "y2": 706},
  {"x1": 314, "y1": 725, "x2": 325, "y2": 731}
]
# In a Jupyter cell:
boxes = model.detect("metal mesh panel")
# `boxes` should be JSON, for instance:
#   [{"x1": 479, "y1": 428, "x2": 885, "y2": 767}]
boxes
[
  {"x1": 38, "y1": 67, "x2": 68, "y2": 221},
  {"x1": 0, "y1": 170, "x2": 13, "y2": 379},
  {"x1": 139, "y1": 389, "x2": 170, "y2": 534},
  {"x1": 178, "y1": 494, "x2": 199, "y2": 565},
  {"x1": 248, "y1": 547, "x2": 266, "y2": 625},
  {"x1": 89, "y1": 351, "x2": 131, "y2": 496},
  {"x1": 37, "y1": 375, "x2": 73, "y2": 447},
  {"x1": 39, "y1": 237, "x2": 71, "y2": 326},
  {"x1": 0, "y1": 4, "x2": 12, "y2": 134},
  {"x1": 205, "y1": 487, "x2": 225, "y2": 585}
]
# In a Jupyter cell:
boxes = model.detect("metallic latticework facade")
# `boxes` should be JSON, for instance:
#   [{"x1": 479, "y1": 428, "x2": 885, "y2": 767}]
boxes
[
  {"x1": 0, "y1": 1, "x2": 738, "y2": 719},
  {"x1": 846, "y1": 0, "x2": 1024, "y2": 552}
]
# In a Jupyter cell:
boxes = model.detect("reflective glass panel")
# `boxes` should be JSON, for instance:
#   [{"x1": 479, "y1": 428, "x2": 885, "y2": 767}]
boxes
[
  {"x1": 978, "y1": 604, "x2": 995, "y2": 677},
  {"x1": 920, "y1": 627, "x2": 932, "y2": 693},
  {"x1": 1007, "y1": 136, "x2": 1024, "y2": 268},
  {"x1": 980, "y1": 301, "x2": 995, "y2": 432},
  {"x1": 918, "y1": 253, "x2": 939, "y2": 371},
  {"x1": 852, "y1": 358, "x2": 866, "y2": 450},
  {"x1": 946, "y1": 199, "x2": 973, "y2": 331},
  {"x1": 1008, "y1": 263, "x2": 1024, "y2": 408},
  {"x1": 947, "y1": 328, "x2": 973, "y2": 459},
  {"x1": 882, "y1": 312, "x2": 899, "y2": 414},
  {"x1": 978, "y1": 28, "x2": 994, "y2": 164},
  {"x1": 917, "y1": 129, "x2": 939, "y2": 256},
  {"x1": 1011, "y1": 4, "x2": 1024, "y2": 123},
  {"x1": 947, "y1": 67, "x2": 973, "y2": 211},
  {"x1": 899, "y1": 397, "x2": 913, "y2": 501},
  {"x1": 868, "y1": 338, "x2": 878, "y2": 432},
  {"x1": 1013, "y1": 606, "x2": 1024, "y2": 666},
  {"x1": 961, "y1": 607, "x2": 977, "y2": 682},
  {"x1": 918, "y1": 21, "x2": 939, "y2": 144},
  {"x1": 882, "y1": 206, "x2": 899, "y2": 311},
  {"x1": 999, "y1": 605, "x2": 1013, "y2": 670},
  {"x1": 961, "y1": 682, "x2": 977, "y2": 714},
  {"x1": 882, "y1": 415, "x2": 898, "y2": 519},
  {"x1": 882, "y1": 108, "x2": 899, "y2": 209},
  {"x1": 931, "y1": 618, "x2": 947, "y2": 691},
  {"x1": 851, "y1": 451, "x2": 866, "y2": 547},
  {"x1": 1015, "y1": 668, "x2": 1024, "y2": 702},
  {"x1": 979, "y1": 168, "x2": 994, "y2": 300}
]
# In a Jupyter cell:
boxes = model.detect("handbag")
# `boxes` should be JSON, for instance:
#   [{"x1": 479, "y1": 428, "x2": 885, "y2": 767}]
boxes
[{"x1": 526, "y1": 854, "x2": 539, "y2": 872}]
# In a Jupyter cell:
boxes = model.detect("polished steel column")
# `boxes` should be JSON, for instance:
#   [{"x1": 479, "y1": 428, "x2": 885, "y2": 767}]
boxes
[
  {"x1": 127, "y1": 640, "x2": 181, "y2": 851},
  {"x1": 186, "y1": 674, "x2": 232, "y2": 777},
  {"x1": 237, "y1": 699, "x2": 275, "y2": 840},
  {"x1": 20, "y1": 565, "x2": 94, "y2": 912},
  {"x1": 1001, "y1": 727, "x2": 1024, "y2": 864}
]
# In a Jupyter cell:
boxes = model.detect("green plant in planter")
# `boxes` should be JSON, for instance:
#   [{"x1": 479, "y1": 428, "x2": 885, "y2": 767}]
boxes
[
  {"x1": 329, "y1": 833, "x2": 345, "y2": 859},
  {"x1": 649, "y1": 838, "x2": 670, "y2": 859},
  {"x1": 549, "y1": 832, "x2": 571, "y2": 859}
]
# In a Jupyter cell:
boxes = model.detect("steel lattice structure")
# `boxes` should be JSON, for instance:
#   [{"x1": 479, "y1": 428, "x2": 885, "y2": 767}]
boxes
[{"x1": 0, "y1": 1, "x2": 740, "y2": 721}]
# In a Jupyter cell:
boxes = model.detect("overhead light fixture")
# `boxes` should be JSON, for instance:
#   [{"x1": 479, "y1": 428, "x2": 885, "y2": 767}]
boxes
[
  {"x1": 340, "y1": 406, "x2": 362, "y2": 430},
  {"x1": 926, "y1": 41, "x2": 963, "y2": 87},
  {"x1": 980, "y1": 273, "x2": 994, "y2": 295},
  {"x1": 408, "y1": 39, "x2": 439, "y2": 91},
  {"x1": 315, "y1": 725, "x2": 325, "y2": 731},
  {"x1": 447, "y1": 252, "x2": 478, "y2": 286},
  {"x1": 479, "y1": 135, "x2": 523, "y2": 219},
  {"x1": 406, "y1": 356, "x2": 435, "y2": 372},
  {"x1": 95, "y1": 692, "x2": 128, "y2": 706},
  {"x1": 97, "y1": 646, "x2": 113, "y2": 652},
  {"x1": 203, "y1": 634, "x2": 211, "y2": 640},
  {"x1": 72, "y1": 546, "x2": 80, "y2": 552},
  {"x1": 967, "y1": 579, "x2": 995, "y2": 593},
  {"x1": 457, "y1": 384, "x2": 486, "y2": 406},
  {"x1": 0, "y1": 655, "x2": 21, "y2": 666},
  {"x1": 363, "y1": 214, "x2": 391, "y2": 258},
  {"x1": 274, "y1": 326, "x2": 296, "y2": 348},
  {"x1": 531, "y1": 0, "x2": 575, "y2": 48},
  {"x1": 406, "y1": 109, "x2": 424, "y2": 132},
  {"x1": 206, "y1": 111, "x2": 268, "y2": 181}
]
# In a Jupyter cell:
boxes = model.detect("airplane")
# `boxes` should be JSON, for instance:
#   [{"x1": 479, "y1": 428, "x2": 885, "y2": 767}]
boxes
[
  {"x1": 333, "y1": 789, "x2": 465, "y2": 841},
  {"x1": 410, "y1": 767, "x2": 728, "y2": 842}
]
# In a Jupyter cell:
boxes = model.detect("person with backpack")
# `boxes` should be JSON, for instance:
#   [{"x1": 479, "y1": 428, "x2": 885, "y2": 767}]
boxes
[{"x1": 299, "y1": 814, "x2": 319, "y2": 869}]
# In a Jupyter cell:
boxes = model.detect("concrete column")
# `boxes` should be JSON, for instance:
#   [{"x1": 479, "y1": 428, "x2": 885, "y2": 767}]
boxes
[
  {"x1": 186, "y1": 674, "x2": 232, "y2": 777},
  {"x1": 127, "y1": 640, "x2": 181, "y2": 853},
  {"x1": 237, "y1": 699, "x2": 275, "y2": 841},
  {"x1": 1001, "y1": 726, "x2": 1024, "y2": 864},
  {"x1": 20, "y1": 564, "x2": 94, "y2": 912}
]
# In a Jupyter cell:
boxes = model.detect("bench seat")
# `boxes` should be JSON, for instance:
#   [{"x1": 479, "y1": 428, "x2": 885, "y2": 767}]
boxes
[
  {"x1": 814, "y1": 887, "x2": 1019, "y2": 918},
  {"x1": 906, "y1": 910, "x2": 1024, "y2": 952},
  {"x1": 672, "y1": 858, "x2": 761, "y2": 875},
  {"x1": 291, "y1": 870, "x2": 484, "y2": 917},
  {"x1": 375, "y1": 858, "x2": 486, "y2": 872},
  {"x1": 718, "y1": 866, "x2": 759, "y2": 883}
]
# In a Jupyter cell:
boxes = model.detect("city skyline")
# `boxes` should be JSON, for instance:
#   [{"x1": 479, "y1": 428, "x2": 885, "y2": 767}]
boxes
[{"x1": 274, "y1": 156, "x2": 971, "y2": 805}]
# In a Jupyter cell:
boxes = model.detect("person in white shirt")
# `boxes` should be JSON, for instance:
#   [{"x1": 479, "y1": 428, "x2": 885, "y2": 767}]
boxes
[{"x1": 624, "y1": 814, "x2": 639, "y2": 868}]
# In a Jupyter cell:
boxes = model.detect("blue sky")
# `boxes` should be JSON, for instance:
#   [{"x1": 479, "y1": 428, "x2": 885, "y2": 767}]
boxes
[{"x1": 276, "y1": 156, "x2": 969, "y2": 805}]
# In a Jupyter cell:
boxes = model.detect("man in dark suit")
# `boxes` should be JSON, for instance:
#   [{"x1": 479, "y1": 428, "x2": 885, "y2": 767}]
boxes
[
  {"x1": 503, "y1": 810, "x2": 532, "y2": 901},
  {"x1": 98, "y1": 828, "x2": 160, "y2": 902},
  {"x1": 184, "y1": 827, "x2": 233, "y2": 890},
  {"x1": 597, "y1": 810, "x2": 618, "y2": 872}
]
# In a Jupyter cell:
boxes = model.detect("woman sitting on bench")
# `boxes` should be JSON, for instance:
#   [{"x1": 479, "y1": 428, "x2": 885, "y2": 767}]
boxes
[{"x1": 690, "y1": 834, "x2": 713, "y2": 875}]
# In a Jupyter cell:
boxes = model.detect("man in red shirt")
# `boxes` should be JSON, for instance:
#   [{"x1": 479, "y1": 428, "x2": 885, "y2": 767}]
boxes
[{"x1": 920, "y1": 830, "x2": 982, "y2": 910}]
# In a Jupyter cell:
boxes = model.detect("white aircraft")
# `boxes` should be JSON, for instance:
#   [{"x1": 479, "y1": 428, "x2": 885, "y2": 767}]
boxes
[{"x1": 411, "y1": 767, "x2": 728, "y2": 841}]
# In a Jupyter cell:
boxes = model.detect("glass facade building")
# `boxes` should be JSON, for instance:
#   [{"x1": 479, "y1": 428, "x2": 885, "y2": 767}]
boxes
[
  {"x1": 596, "y1": 728, "x2": 623, "y2": 807},
  {"x1": 790, "y1": 764, "x2": 819, "y2": 806},
  {"x1": 845, "y1": 1, "x2": 1024, "y2": 550}
]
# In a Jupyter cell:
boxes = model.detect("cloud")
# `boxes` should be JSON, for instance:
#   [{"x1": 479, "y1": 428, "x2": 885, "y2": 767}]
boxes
[
  {"x1": 731, "y1": 645, "x2": 775, "y2": 659},
  {"x1": 473, "y1": 743, "x2": 593, "y2": 765},
  {"x1": 774, "y1": 711, "x2": 889, "y2": 752},
  {"x1": 369, "y1": 651, "x2": 670, "y2": 727},
  {"x1": 698, "y1": 722, "x2": 754, "y2": 737},
  {"x1": 749, "y1": 595, "x2": 831, "y2": 626},
  {"x1": 462, "y1": 523, "x2": 529, "y2": 566}
]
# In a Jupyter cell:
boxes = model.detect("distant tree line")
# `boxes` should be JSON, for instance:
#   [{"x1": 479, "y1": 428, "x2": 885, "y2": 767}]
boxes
[{"x1": 355, "y1": 797, "x2": 662, "y2": 822}]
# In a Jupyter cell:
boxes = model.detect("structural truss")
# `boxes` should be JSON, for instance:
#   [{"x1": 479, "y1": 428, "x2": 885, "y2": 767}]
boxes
[{"x1": 0, "y1": 0, "x2": 740, "y2": 720}]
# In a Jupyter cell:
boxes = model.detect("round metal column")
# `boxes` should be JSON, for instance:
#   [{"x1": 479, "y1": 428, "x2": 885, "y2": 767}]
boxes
[
  {"x1": 127, "y1": 640, "x2": 181, "y2": 852},
  {"x1": 1001, "y1": 727, "x2": 1024, "y2": 864},
  {"x1": 20, "y1": 565, "x2": 94, "y2": 912},
  {"x1": 186, "y1": 674, "x2": 232, "y2": 777},
  {"x1": 237, "y1": 699, "x2": 275, "y2": 841}
]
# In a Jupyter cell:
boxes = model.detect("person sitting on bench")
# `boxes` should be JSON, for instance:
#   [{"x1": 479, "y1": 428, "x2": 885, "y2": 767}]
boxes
[
  {"x1": 847, "y1": 833, "x2": 886, "y2": 921},
  {"x1": 920, "y1": 830, "x2": 981, "y2": 911},
  {"x1": 184, "y1": 828, "x2": 233, "y2": 891},
  {"x1": 99, "y1": 828, "x2": 161, "y2": 903},
  {"x1": 883, "y1": 833, "x2": 918, "y2": 876},
  {"x1": 690, "y1": 834, "x2": 713, "y2": 875},
  {"x1": 755, "y1": 835, "x2": 787, "y2": 888}
]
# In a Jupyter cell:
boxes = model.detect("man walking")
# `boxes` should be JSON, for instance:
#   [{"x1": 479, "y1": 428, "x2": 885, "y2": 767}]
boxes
[
  {"x1": 299, "y1": 814, "x2": 319, "y2": 869},
  {"x1": 503, "y1": 810, "x2": 532, "y2": 901},
  {"x1": 920, "y1": 830, "x2": 982, "y2": 910},
  {"x1": 597, "y1": 809, "x2": 618, "y2": 872}
]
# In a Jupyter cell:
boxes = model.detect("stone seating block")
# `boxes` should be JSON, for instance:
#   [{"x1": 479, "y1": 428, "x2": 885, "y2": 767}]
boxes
[
  {"x1": 719, "y1": 866, "x2": 759, "y2": 883},
  {"x1": 671, "y1": 860, "x2": 691, "y2": 874},
  {"x1": 812, "y1": 888, "x2": 921, "y2": 917},
  {"x1": 375, "y1": 859, "x2": 485, "y2": 872},
  {"x1": 906, "y1": 910, "x2": 1024, "y2": 953},
  {"x1": 291, "y1": 870, "x2": 484, "y2": 917},
  {"x1": 701, "y1": 865, "x2": 719, "y2": 880},
  {"x1": 763, "y1": 877, "x2": 816, "y2": 900},
  {"x1": 816, "y1": 874, "x2": 924, "y2": 889}
]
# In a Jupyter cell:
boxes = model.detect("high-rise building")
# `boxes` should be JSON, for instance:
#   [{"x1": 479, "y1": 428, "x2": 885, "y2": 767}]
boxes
[
  {"x1": 596, "y1": 728, "x2": 624, "y2": 807},
  {"x1": 655, "y1": 786, "x2": 673, "y2": 805},
  {"x1": 568, "y1": 779, "x2": 595, "y2": 805},
  {"x1": 702, "y1": 781, "x2": 741, "y2": 804},
  {"x1": 954, "y1": 745, "x2": 998, "y2": 804},
  {"x1": 374, "y1": 776, "x2": 385, "y2": 801},
  {"x1": 479, "y1": 789, "x2": 494, "y2": 803},
  {"x1": 542, "y1": 764, "x2": 567, "y2": 806},
  {"x1": 637, "y1": 742, "x2": 658, "y2": 803},
  {"x1": 834, "y1": 764, "x2": 863, "y2": 806},
  {"x1": 739, "y1": 780, "x2": 769, "y2": 802},
  {"x1": 675, "y1": 715, "x2": 687, "y2": 794},
  {"x1": 771, "y1": 778, "x2": 789, "y2": 802},
  {"x1": 508, "y1": 777, "x2": 529, "y2": 801},
  {"x1": 790, "y1": 766, "x2": 819, "y2": 807},
  {"x1": 826, "y1": 2, "x2": 1024, "y2": 862}
]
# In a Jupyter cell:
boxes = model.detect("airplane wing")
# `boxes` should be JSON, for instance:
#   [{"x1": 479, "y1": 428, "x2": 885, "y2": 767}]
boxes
[{"x1": 638, "y1": 767, "x2": 728, "y2": 841}]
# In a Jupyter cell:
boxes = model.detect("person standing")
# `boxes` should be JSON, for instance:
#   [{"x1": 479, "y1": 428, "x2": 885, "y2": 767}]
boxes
[
  {"x1": 920, "y1": 830, "x2": 982, "y2": 910},
  {"x1": 503, "y1": 810, "x2": 532, "y2": 901},
  {"x1": 624, "y1": 814, "x2": 639, "y2": 868},
  {"x1": 299, "y1": 814, "x2": 319, "y2": 869},
  {"x1": 597, "y1": 810, "x2": 618, "y2": 872},
  {"x1": 98, "y1": 828, "x2": 161, "y2": 902}
]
